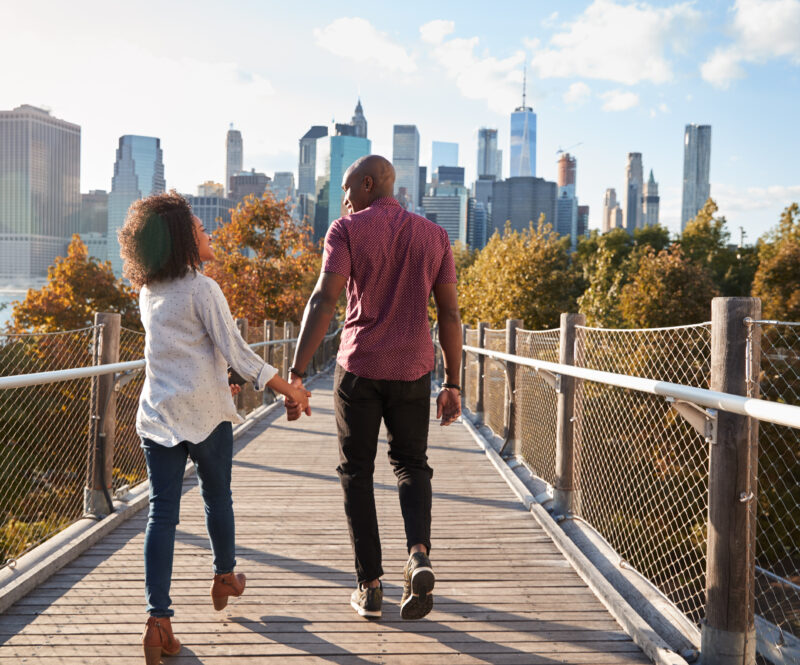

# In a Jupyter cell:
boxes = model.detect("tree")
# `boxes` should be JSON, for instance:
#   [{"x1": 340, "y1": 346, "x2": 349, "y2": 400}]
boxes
[
  {"x1": 679, "y1": 198, "x2": 757, "y2": 297},
  {"x1": 752, "y1": 203, "x2": 800, "y2": 320},
  {"x1": 458, "y1": 220, "x2": 581, "y2": 329},
  {"x1": 577, "y1": 228, "x2": 635, "y2": 327},
  {"x1": 619, "y1": 246, "x2": 718, "y2": 328},
  {"x1": 204, "y1": 192, "x2": 321, "y2": 326},
  {"x1": 451, "y1": 241, "x2": 477, "y2": 278},
  {"x1": 8, "y1": 235, "x2": 140, "y2": 333}
]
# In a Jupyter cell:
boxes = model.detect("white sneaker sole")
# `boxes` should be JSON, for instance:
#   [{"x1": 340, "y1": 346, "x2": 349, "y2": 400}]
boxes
[{"x1": 350, "y1": 599, "x2": 381, "y2": 618}]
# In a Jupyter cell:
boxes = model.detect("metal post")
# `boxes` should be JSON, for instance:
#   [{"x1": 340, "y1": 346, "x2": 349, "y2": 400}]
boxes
[
  {"x1": 283, "y1": 321, "x2": 293, "y2": 379},
  {"x1": 475, "y1": 322, "x2": 487, "y2": 422},
  {"x1": 85, "y1": 312, "x2": 120, "y2": 517},
  {"x1": 459, "y1": 324, "x2": 467, "y2": 395},
  {"x1": 701, "y1": 297, "x2": 760, "y2": 665},
  {"x1": 553, "y1": 312, "x2": 585, "y2": 517},
  {"x1": 503, "y1": 318, "x2": 522, "y2": 455}
]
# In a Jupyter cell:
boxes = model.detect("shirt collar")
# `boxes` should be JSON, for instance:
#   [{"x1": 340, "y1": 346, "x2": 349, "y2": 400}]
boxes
[{"x1": 370, "y1": 196, "x2": 401, "y2": 208}]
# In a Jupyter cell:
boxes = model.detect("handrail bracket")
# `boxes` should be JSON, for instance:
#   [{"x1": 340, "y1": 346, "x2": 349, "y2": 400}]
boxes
[
  {"x1": 668, "y1": 398, "x2": 718, "y2": 444},
  {"x1": 537, "y1": 369, "x2": 561, "y2": 393}
]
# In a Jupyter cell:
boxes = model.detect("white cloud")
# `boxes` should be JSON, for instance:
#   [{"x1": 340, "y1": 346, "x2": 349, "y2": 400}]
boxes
[
  {"x1": 542, "y1": 11, "x2": 559, "y2": 28},
  {"x1": 701, "y1": 0, "x2": 800, "y2": 88},
  {"x1": 600, "y1": 90, "x2": 640, "y2": 111},
  {"x1": 420, "y1": 19, "x2": 455, "y2": 44},
  {"x1": 563, "y1": 81, "x2": 591, "y2": 106},
  {"x1": 314, "y1": 18, "x2": 416, "y2": 73},
  {"x1": 423, "y1": 26, "x2": 526, "y2": 114},
  {"x1": 529, "y1": 0, "x2": 701, "y2": 84},
  {"x1": 714, "y1": 183, "x2": 800, "y2": 213}
]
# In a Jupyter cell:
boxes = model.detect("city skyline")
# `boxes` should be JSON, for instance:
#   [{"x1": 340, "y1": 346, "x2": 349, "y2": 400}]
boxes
[{"x1": 2, "y1": 0, "x2": 799, "y2": 242}]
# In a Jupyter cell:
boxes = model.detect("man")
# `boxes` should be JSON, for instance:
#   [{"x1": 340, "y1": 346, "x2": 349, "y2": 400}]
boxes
[{"x1": 285, "y1": 154, "x2": 463, "y2": 621}]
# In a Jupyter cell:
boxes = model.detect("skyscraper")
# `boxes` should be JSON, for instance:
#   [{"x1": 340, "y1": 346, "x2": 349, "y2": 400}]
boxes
[
  {"x1": 298, "y1": 126, "x2": 329, "y2": 197},
  {"x1": 556, "y1": 153, "x2": 578, "y2": 247},
  {"x1": 0, "y1": 104, "x2": 81, "y2": 281},
  {"x1": 417, "y1": 166, "x2": 427, "y2": 207},
  {"x1": 467, "y1": 198, "x2": 489, "y2": 250},
  {"x1": 623, "y1": 152, "x2": 643, "y2": 233},
  {"x1": 422, "y1": 182, "x2": 469, "y2": 245},
  {"x1": 80, "y1": 190, "x2": 108, "y2": 235},
  {"x1": 431, "y1": 141, "x2": 458, "y2": 174},
  {"x1": 225, "y1": 126, "x2": 243, "y2": 196},
  {"x1": 577, "y1": 206, "x2": 589, "y2": 238},
  {"x1": 328, "y1": 133, "x2": 371, "y2": 226},
  {"x1": 602, "y1": 188, "x2": 618, "y2": 233},
  {"x1": 491, "y1": 177, "x2": 556, "y2": 236},
  {"x1": 437, "y1": 166, "x2": 465, "y2": 186},
  {"x1": 510, "y1": 69, "x2": 537, "y2": 177},
  {"x1": 229, "y1": 169, "x2": 269, "y2": 205},
  {"x1": 198, "y1": 181, "x2": 224, "y2": 197},
  {"x1": 392, "y1": 125, "x2": 420, "y2": 210},
  {"x1": 681, "y1": 124, "x2": 711, "y2": 230},
  {"x1": 108, "y1": 135, "x2": 165, "y2": 276},
  {"x1": 642, "y1": 170, "x2": 660, "y2": 227},
  {"x1": 351, "y1": 98, "x2": 367, "y2": 138},
  {"x1": 477, "y1": 128, "x2": 500, "y2": 179},
  {"x1": 185, "y1": 193, "x2": 233, "y2": 234}
]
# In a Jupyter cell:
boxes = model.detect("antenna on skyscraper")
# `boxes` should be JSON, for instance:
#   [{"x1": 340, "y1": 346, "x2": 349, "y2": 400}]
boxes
[{"x1": 522, "y1": 61, "x2": 527, "y2": 108}]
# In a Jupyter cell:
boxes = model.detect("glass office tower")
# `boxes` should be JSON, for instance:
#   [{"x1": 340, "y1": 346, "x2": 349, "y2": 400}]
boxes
[
  {"x1": 108, "y1": 135, "x2": 165, "y2": 276},
  {"x1": 327, "y1": 135, "x2": 371, "y2": 226},
  {"x1": 510, "y1": 107, "x2": 536, "y2": 178},
  {"x1": 392, "y1": 125, "x2": 420, "y2": 210}
]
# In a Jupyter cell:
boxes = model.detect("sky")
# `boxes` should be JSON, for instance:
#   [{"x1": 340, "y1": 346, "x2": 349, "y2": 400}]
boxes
[{"x1": 2, "y1": 0, "x2": 799, "y2": 242}]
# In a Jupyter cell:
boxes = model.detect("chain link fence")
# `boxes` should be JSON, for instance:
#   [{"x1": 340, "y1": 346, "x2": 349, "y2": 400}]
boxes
[
  {"x1": 0, "y1": 327, "x2": 96, "y2": 567},
  {"x1": 574, "y1": 323, "x2": 713, "y2": 624},
  {"x1": 483, "y1": 329, "x2": 506, "y2": 436},
  {"x1": 514, "y1": 328, "x2": 560, "y2": 485},
  {"x1": 1, "y1": 319, "x2": 340, "y2": 570},
  {"x1": 750, "y1": 321, "x2": 800, "y2": 644}
]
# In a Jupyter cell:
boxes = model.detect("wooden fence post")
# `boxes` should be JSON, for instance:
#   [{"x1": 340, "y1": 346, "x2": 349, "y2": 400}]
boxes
[
  {"x1": 85, "y1": 311, "x2": 120, "y2": 517},
  {"x1": 459, "y1": 324, "x2": 467, "y2": 396},
  {"x1": 263, "y1": 320, "x2": 275, "y2": 405},
  {"x1": 701, "y1": 297, "x2": 760, "y2": 665},
  {"x1": 553, "y1": 312, "x2": 585, "y2": 517},
  {"x1": 235, "y1": 318, "x2": 248, "y2": 412},
  {"x1": 503, "y1": 318, "x2": 522, "y2": 455},
  {"x1": 475, "y1": 322, "x2": 487, "y2": 422},
  {"x1": 283, "y1": 321, "x2": 293, "y2": 379}
]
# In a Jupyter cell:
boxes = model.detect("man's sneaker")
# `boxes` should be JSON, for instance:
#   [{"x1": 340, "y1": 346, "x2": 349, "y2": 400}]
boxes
[
  {"x1": 400, "y1": 551, "x2": 435, "y2": 620},
  {"x1": 350, "y1": 582, "x2": 383, "y2": 619}
]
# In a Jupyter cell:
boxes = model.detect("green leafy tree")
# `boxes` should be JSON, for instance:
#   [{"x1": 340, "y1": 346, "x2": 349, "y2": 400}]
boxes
[
  {"x1": 577, "y1": 228, "x2": 635, "y2": 327},
  {"x1": 458, "y1": 220, "x2": 581, "y2": 329},
  {"x1": 619, "y1": 246, "x2": 718, "y2": 327},
  {"x1": 8, "y1": 235, "x2": 140, "y2": 333},
  {"x1": 752, "y1": 202, "x2": 800, "y2": 320},
  {"x1": 679, "y1": 198, "x2": 757, "y2": 296}
]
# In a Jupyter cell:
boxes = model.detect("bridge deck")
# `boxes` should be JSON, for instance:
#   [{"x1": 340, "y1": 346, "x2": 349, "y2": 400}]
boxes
[{"x1": 0, "y1": 373, "x2": 647, "y2": 664}]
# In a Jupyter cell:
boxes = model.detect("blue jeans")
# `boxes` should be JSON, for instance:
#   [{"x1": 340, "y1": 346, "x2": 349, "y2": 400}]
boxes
[{"x1": 142, "y1": 421, "x2": 236, "y2": 617}]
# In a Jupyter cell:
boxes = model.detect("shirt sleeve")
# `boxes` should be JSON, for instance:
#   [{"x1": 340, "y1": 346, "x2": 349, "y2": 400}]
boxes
[
  {"x1": 434, "y1": 232, "x2": 457, "y2": 284},
  {"x1": 322, "y1": 219, "x2": 351, "y2": 277},
  {"x1": 195, "y1": 276, "x2": 278, "y2": 391}
]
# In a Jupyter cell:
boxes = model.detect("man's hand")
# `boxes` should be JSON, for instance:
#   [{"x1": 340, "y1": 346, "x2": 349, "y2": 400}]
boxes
[
  {"x1": 229, "y1": 384, "x2": 242, "y2": 397},
  {"x1": 285, "y1": 375, "x2": 312, "y2": 421},
  {"x1": 436, "y1": 387, "x2": 461, "y2": 426}
]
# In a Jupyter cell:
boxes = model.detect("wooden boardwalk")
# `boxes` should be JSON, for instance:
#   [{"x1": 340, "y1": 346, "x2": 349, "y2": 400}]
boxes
[{"x1": 0, "y1": 373, "x2": 648, "y2": 664}]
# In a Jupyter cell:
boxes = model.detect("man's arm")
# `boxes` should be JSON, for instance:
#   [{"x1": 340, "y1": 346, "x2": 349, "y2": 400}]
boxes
[
  {"x1": 285, "y1": 271, "x2": 346, "y2": 419},
  {"x1": 432, "y1": 282, "x2": 462, "y2": 426}
]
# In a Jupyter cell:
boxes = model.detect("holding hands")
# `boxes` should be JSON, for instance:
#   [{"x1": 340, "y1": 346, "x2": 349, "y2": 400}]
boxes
[
  {"x1": 285, "y1": 375, "x2": 311, "y2": 421},
  {"x1": 436, "y1": 386, "x2": 461, "y2": 426}
]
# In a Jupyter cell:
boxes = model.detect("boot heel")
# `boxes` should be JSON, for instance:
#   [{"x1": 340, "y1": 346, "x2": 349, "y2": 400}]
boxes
[
  {"x1": 212, "y1": 595, "x2": 228, "y2": 611},
  {"x1": 144, "y1": 644, "x2": 162, "y2": 665}
]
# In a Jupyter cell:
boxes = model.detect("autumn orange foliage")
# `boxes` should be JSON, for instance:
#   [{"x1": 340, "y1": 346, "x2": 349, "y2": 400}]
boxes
[
  {"x1": 8, "y1": 235, "x2": 140, "y2": 333},
  {"x1": 204, "y1": 192, "x2": 321, "y2": 326}
]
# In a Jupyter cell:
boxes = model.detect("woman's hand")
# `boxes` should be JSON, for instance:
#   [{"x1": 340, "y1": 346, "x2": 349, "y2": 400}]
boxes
[
  {"x1": 290, "y1": 384, "x2": 312, "y2": 416},
  {"x1": 230, "y1": 383, "x2": 242, "y2": 397}
]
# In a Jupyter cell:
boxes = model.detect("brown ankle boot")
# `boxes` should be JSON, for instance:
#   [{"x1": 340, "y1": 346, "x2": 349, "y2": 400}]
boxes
[
  {"x1": 142, "y1": 616, "x2": 181, "y2": 664},
  {"x1": 210, "y1": 571, "x2": 246, "y2": 610}
]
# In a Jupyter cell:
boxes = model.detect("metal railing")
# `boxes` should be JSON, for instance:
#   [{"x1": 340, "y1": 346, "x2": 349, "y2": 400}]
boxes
[
  {"x1": 436, "y1": 298, "x2": 800, "y2": 664},
  {"x1": 0, "y1": 316, "x2": 341, "y2": 569}
]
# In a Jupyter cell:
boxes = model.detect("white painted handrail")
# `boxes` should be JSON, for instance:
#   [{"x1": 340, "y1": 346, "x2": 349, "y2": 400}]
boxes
[
  {"x1": 0, "y1": 329, "x2": 342, "y2": 391},
  {"x1": 463, "y1": 344, "x2": 800, "y2": 430}
]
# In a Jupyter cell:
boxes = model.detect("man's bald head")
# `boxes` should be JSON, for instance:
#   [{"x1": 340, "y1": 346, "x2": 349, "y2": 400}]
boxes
[{"x1": 341, "y1": 155, "x2": 396, "y2": 214}]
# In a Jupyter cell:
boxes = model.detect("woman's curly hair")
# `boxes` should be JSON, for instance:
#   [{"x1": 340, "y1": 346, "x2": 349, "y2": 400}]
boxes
[{"x1": 118, "y1": 191, "x2": 201, "y2": 288}]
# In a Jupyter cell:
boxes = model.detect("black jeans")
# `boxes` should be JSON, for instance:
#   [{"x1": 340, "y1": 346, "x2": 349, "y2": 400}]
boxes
[{"x1": 334, "y1": 363, "x2": 433, "y2": 584}]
